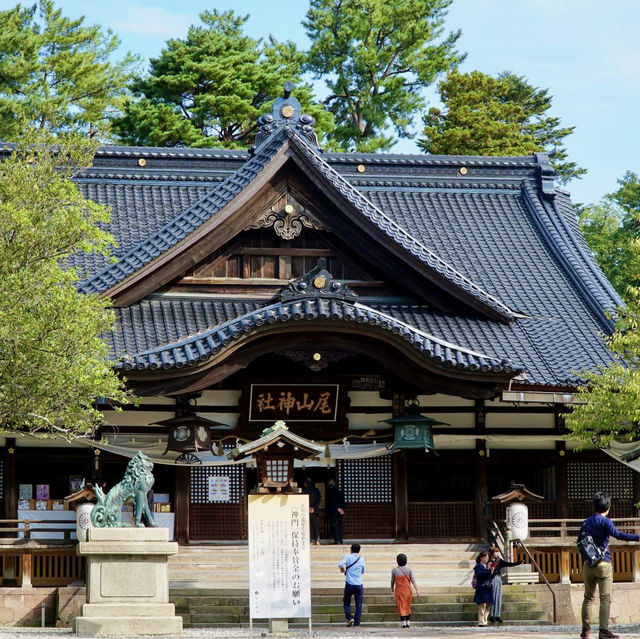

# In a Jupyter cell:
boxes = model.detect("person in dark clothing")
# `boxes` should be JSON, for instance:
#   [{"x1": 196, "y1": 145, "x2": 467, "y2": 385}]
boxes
[
  {"x1": 326, "y1": 478, "x2": 345, "y2": 544},
  {"x1": 580, "y1": 491, "x2": 639, "y2": 639},
  {"x1": 302, "y1": 477, "x2": 321, "y2": 545},
  {"x1": 487, "y1": 546, "x2": 525, "y2": 623},
  {"x1": 473, "y1": 551, "x2": 493, "y2": 627}
]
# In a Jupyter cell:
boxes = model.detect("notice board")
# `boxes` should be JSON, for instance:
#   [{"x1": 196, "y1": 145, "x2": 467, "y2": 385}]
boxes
[{"x1": 248, "y1": 494, "x2": 311, "y2": 619}]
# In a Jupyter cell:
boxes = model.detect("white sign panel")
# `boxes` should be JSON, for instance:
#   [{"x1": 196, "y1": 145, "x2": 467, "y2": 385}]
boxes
[
  {"x1": 208, "y1": 476, "x2": 230, "y2": 502},
  {"x1": 248, "y1": 494, "x2": 311, "y2": 619}
]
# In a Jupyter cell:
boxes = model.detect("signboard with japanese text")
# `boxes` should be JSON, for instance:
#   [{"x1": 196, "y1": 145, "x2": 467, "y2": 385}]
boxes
[
  {"x1": 248, "y1": 384, "x2": 339, "y2": 422},
  {"x1": 248, "y1": 494, "x2": 311, "y2": 619},
  {"x1": 207, "y1": 475, "x2": 230, "y2": 502}
]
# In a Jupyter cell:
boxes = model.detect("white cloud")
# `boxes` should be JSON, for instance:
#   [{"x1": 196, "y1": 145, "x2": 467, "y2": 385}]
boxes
[{"x1": 99, "y1": 2, "x2": 192, "y2": 37}]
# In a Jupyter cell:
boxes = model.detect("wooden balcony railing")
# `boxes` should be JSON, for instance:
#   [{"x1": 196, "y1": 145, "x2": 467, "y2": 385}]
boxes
[
  {"x1": 0, "y1": 519, "x2": 82, "y2": 587},
  {"x1": 507, "y1": 518, "x2": 640, "y2": 584}
]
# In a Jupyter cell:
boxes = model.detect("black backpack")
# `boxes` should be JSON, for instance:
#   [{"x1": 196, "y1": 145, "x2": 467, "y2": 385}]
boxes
[{"x1": 577, "y1": 525, "x2": 605, "y2": 567}]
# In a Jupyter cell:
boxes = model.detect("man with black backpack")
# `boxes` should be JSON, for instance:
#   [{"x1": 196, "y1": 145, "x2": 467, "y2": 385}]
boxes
[{"x1": 578, "y1": 491, "x2": 639, "y2": 639}]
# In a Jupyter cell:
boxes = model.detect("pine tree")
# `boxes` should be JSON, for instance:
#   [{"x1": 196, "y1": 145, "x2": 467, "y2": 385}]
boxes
[
  {"x1": 304, "y1": 0, "x2": 462, "y2": 152},
  {"x1": 419, "y1": 70, "x2": 585, "y2": 183},
  {"x1": 0, "y1": 0, "x2": 137, "y2": 140},
  {"x1": 113, "y1": 10, "x2": 332, "y2": 149}
]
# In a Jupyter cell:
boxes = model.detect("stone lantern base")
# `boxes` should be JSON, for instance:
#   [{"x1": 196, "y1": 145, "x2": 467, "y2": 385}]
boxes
[{"x1": 74, "y1": 527, "x2": 182, "y2": 636}]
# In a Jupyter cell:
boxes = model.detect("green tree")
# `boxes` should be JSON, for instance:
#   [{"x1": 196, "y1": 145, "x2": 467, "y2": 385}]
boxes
[
  {"x1": 304, "y1": 0, "x2": 462, "y2": 153},
  {"x1": 566, "y1": 302, "x2": 640, "y2": 448},
  {"x1": 113, "y1": 10, "x2": 332, "y2": 149},
  {"x1": 0, "y1": 0, "x2": 137, "y2": 140},
  {"x1": 419, "y1": 70, "x2": 585, "y2": 184},
  {"x1": 578, "y1": 172, "x2": 640, "y2": 300},
  {"x1": 0, "y1": 128, "x2": 129, "y2": 438}
]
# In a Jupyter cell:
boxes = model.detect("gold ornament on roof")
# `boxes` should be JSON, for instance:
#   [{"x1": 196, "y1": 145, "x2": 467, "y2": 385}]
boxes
[
  {"x1": 281, "y1": 105, "x2": 294, "y2": 118},
  {"x1": 313, "y1": 275, "x2": 327, "y2": 289}
]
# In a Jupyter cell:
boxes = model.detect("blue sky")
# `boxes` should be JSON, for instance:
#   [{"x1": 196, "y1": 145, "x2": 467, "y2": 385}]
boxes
[{"x1": 13, "y1": 0, "x2": 640, "y2": 205}]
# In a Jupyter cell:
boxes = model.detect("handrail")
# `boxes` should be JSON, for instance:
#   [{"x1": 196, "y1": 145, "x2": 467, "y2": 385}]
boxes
[
  {"x1": 0, "y1": 519, "x2": 76, "y2": 541},
  {"x1": 516, "y1": 538, "x2": 557, "y2": 624}
]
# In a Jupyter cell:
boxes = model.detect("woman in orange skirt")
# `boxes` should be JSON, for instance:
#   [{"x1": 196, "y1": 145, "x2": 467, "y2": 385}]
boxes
[{"x1": 391, "y1": 553, "x2": 420, "y2": 628}]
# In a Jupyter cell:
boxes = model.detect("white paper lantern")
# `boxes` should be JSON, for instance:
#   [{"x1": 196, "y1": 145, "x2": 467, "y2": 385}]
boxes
[
  {"x1": 76, "y1": 503, "x2": 94, "y2": 542},
  {"x1": 506, "y1": 502, "x2": 529, "y2": 540}
]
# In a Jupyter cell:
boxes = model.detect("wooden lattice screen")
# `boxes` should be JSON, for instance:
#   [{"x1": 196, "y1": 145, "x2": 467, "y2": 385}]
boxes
[
  {"x1": 189, "y1": 464, "x2": 247, "y2": 540},
  {"x1": 568, "y1": 460, "x2": 634, "y2": 499},
  {"x1": 338, "y1": 457, "x2": 394, "y2": 538},
  {"x1": 408, "y1": 501, "x2": 475, "y2": 538}
]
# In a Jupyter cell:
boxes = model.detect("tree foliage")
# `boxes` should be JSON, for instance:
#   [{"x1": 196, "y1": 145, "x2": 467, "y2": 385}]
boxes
[
  {"x1": 565, "y1": 302, "x2": 640, "y2": 448},
  {"x1": 112, "y1": 10, "x2": 332, "y2": 149},
  {"x1": 419, "y1": 70, "x2": 585, "y2": 184},
  {"x1": 0, "y1": 128, "x2": 129, "y2": 438},
  {"x1": 0, "y1": 0, "x2": 137, "y2": 140},
  {"x1": 578, "y1": 172, "x2": 640, "y2": 300},
  {"x1": 304, "y1": 0, "x2": 462, "y2": 153}
]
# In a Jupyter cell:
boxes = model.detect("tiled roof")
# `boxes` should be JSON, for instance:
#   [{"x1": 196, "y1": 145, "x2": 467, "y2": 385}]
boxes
[
  {"x1": 111, "y1": 296, "x2": 521, "y2": 377},
  {"x1": 78, "y1": 131, "x2": 289, "y2": 295},
  {"x1": 62, "y1": 128, "x2": 622, "y2": 389},
  {"x1": 78, "y1": 129, "x2": 515, "y2": 322},
  {"x1": 109, "y1": 296, "x2": 612, "y2": 387}
]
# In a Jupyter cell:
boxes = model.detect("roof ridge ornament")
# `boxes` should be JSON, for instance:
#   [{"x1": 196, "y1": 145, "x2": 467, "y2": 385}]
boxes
[
  {"x1": 279, "y1": 258, "x2": 358, "y2": 302},
  {"x1": 534, "y1": 151, "x2": 556, "y2": 200},
  {"x1": 250, "y1": 81, "x2": 323, "y2": 155}
]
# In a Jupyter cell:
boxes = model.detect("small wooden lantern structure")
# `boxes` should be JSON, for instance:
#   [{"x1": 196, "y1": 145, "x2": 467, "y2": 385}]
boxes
[
  {"x1": 227, "y1": 421, "x2": 324, "y2": 494},
  {"x1": 64, "y1": 484, "x2": 97, "y2": 510},
  {"x1": 492, "y1": 483, "x2": 544, "y2": 504}
]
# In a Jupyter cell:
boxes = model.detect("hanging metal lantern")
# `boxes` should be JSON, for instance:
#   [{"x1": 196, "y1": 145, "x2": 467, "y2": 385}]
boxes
[
  {"x1": 379, "y1": 399, "x2": 446, "y2": 454},
  {"x1": 152, "y1": 399, "x2": 231, "y2": 463}
]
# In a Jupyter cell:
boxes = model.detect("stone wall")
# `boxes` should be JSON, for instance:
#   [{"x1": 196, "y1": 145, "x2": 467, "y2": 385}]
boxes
[
  {"x1": 532, "y1": 583, "x2": 640, "y2": 625},
  {"x1": 0, "y1": 587, "x2": 56, "y2": 626}
]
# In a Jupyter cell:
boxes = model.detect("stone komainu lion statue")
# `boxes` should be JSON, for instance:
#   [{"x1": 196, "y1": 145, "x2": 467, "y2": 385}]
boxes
[{"x1": 91, "y1": 451, "x2": 157, "y2": 528}]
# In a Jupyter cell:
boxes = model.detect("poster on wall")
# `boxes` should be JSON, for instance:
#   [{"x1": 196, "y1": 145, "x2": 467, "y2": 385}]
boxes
[
  {"x1": 207, "y1": 476, "x2": 230, "y2": 502},
  {"x1": 248, "y1": 494, "x2": 311, "y2": 620}
]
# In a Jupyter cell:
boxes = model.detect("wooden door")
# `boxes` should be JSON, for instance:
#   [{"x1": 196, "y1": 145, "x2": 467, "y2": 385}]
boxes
[{"x1": 189, "y1": 465, "x2": 247, "y2": 540}]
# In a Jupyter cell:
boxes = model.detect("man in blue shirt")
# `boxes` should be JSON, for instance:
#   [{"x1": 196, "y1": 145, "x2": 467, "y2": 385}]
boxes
[
  {"x1": 580, "y1": 491, "x2": 639, "y2": 639},
  {"x1": 338, "y1": 543, "x2": 365, "y2": 626}
]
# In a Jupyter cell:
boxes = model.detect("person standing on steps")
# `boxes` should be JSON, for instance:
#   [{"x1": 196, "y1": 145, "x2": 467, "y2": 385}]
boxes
[
  {"x1": 326, "y1": 478, "x2": 345, "y2": 544},
  {"x1": 473, "y1": 551, "x2": 493, "y2": 627},
  {"x1": 302, "y1": 477, "x2": 321, "y2": 545},
  {"x1": 579, "y1": 491, "x2": 639, "y2": 639},
  {"x1": 391, "y1": 553, "x2": 419, "y2": 628},
  {"x1": 487, "y1": 545, "x2": 525, "y2": 623},
  {"x1": 339, "y1": 543, "x2": 365, "y2": 627}
]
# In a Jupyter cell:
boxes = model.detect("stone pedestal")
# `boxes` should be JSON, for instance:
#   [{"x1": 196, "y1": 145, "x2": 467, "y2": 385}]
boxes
[{"x1": 74, "y1": 528, "x2": 182, "y2": 636}]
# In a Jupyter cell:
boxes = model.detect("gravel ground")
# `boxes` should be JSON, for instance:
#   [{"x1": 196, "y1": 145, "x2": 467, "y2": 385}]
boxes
[{"x1": 0, "y1": 626, "x2": 640, "y2": 639}]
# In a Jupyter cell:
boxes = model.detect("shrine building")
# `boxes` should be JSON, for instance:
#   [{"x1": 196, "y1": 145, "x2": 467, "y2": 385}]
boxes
[{"x1": 5, "y1": 87, "x2": 636, "y2": 548}]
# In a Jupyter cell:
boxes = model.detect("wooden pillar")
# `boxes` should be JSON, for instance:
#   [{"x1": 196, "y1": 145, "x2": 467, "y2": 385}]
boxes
[
  {"x1": 475, "y1": 439, "x2": 488, "y2": 539},
  {"x1": 391, "y1": 391, "x2": 407, "y2": 541},
  {"x1": 174, "y1": 466, "x2": 189, "y2": 545},
  {"x1": 90, "y1": 448, "x2": 102, "y2": 483},
  {"x1": 4, "y1": 439, "x2": 16, "y2": 524},
  {"x1": 394, "y1": 451, "x2": 408, "y2": 541},
  {"x1": 559, "y1": 548, "x2": 571, "y2": 584},
  {"x1": 556, "y1": 441, "x2": 568, "y2": 520},
  {"x1": 20, "y1": 553, "x2": 32, "y2": 587},
  {"x1": 633, "y1": 469, "x2": 640, "y2": 528},
  {"x1": 475, "y1": 400, "x2": 486, "y2": 434},
  {"x1": 633, "y1": 549, "x2": 640, "y2": 583}
]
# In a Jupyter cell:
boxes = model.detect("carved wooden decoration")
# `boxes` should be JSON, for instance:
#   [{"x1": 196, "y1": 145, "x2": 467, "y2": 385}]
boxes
[{"x1": 246, "y1": 197, "x2": 328, "y2": 240}]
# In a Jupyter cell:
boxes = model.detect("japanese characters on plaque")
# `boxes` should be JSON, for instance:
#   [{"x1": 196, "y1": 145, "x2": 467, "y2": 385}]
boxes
[
  {"x1": 249, "y1": 384, "x2": 339, "y2": 422},
  {"x1": 248, "y1": 494, "x2": 311, "y2": 619}
]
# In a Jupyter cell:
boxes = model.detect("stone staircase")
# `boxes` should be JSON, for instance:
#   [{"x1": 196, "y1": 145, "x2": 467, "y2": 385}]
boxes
[{"x1": 168, "y1": 544, "x2": 550, "y2": 627}]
